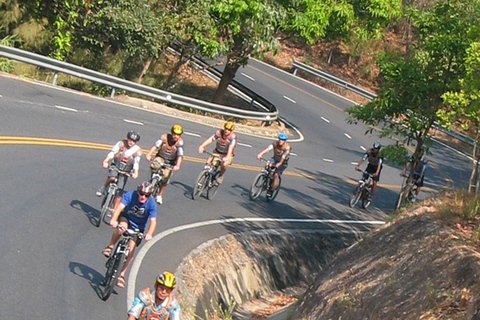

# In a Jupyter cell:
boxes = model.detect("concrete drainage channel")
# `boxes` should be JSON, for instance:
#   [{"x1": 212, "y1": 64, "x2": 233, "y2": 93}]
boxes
[{"x1": 175, "y1": 229, "x2": 362, "y2": 320}]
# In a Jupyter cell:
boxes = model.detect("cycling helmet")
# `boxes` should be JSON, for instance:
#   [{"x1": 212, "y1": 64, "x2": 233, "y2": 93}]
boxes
[
  {"x1": 278, "y1": 133, "x2": 288, "y2": 141},
  {"x1": 137, "y1": 181, "x2": 153, "y2": 196},
  {"x1": 373, "y1": 141, "x2": 381, "y2": 150},
  {"x1": 127, "y1": 130, "x2": 140, "y2": 142},
  {"x1": 224, "y1": 120, "x2": 235, "y2": 131},
  {"x1": 171, "y1": 124, "x2": 183, "y2": 135},
  {"x1": 156, "y1": 271, "x2": 176, "y2": 289}
]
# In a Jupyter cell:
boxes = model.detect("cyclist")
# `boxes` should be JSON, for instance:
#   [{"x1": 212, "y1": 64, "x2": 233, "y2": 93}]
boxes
[
  {"x1": 96, "y1": 131, "x2": 142, "y2": 209},
  {"x1": 256, "y1": 133, "x2": 291, "y2": 196},
  {"x1": 198, "y1": 120, "x2": 237, "y2": 184},
  {"x1": 145, "y1": 124, "x2": 185, "y2": 205},
  {"x1": 127, "y1": 271, "x2": 181, "y2": 320},
  {"x1": 355, "y1": 141, "x2": 383, "y2": 201},
  {"x1": 102, "y1": 181, "x2": 157, "y2": 288},
  {"x1": 400, "y1": 148, "x2": 428, "y2": 202}
]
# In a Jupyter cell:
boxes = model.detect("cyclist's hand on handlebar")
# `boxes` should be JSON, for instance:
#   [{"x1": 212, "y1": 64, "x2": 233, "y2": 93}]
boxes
[
  {"x1": 144, "y1": 234, "x2": 153, "y2": 241},
  {"x1": 173, "y1": 164, "x2": 180, "y2": 172},
  {"x1": 110, "y1": 220, "x2": 119, "y2": 229},
  {"x1": 131, "y1": 171, "x2": 139, "y2": 179},
  {"x1": 102, "y1": 159, "x2": 109, "y2": 169},
  {"x1": 146, "y1": 154, "x2": 152, "y2": 162},
  {"x1": 198, "y1": 146, "x2": 204, "y2": 154},
  {"x1": 355, "y1": 166, "x2": 359, "y2": 171},
  {"x1": 256, "y1": 154, "x2": 261, "y2": 160}
]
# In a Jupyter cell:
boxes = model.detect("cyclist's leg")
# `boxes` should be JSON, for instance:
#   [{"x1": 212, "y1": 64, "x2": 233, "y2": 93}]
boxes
[
  {"x1": 219, "y1": 154, "x2": 232, "y2": 178},
  {"x1": 119, "y1": 232, "x2": 142, "y2": 279},
  {"x1": 104, "y1": 216, "x2": 128, "y2": 254},
  {"x1": 158, "y1": 167, "x2": 173, "y2": 196},
  {"x1": 272, "y1": 165, "x2": 285, "y2": 191}
]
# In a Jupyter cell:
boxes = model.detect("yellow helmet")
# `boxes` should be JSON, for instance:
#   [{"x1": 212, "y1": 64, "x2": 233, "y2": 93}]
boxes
[
  {"x1": 171, "y1": 124, "x2": 183, "y2": 135},
  {"x1": 224, "y1": 120, "x2": 235, "y2": 131},
  {"x1": 156, "y1": 271, "x2": 177, "y2": 289}
]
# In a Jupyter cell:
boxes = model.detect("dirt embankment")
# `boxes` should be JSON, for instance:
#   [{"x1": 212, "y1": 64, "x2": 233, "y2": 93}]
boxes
[{"x1": 290, "y1": 196, "x2": 480, "y2": 319}]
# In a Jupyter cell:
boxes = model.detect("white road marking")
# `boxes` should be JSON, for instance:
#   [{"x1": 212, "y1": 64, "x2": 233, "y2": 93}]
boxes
[
  {"x1": 344, "y1": 133, "x2": 352, "y2": 139},
  {"x1": 360, "y1": 146, "x2": 366, "y2": 151},
  {"x1": 241, "y1": 73, "x2": 255, "y2": 81},
  {"x1": 184, "y1": 132, "x2": 201, "y2": 137},
  {"x1": 0, "y1": 94, "x2": 3, "y2": 97},
  {"x1": 351, "y1": 162, "x2": 359, "y2": 165},
  {"x1": 323, "y1": 158, "x2": 334, "y2": 162},
  {"x1": 123, "y1": 119, "x2": 144, "y2": 126},
  {"x1": 127, "y1": 217, "x2": 385, "y2": 308},
  {"x1": 283, "y1": 96, "x2": 296, "y2": 104},
  {"x1": 321, "y1": 117, "x2": 330, "y2": 123},
  {"x1": 238, "y1": 142, "x2": 252, "y2": 148},
  {"x1": 55, "y1": 105, "x2": 78, "y2": 112},
  {"x1": 290, "y1": 152, "x2": 298, "y2": 157}
]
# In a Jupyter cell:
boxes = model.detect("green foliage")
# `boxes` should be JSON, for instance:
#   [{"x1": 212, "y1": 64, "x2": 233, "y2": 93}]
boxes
[
  {"x1": 347, "y1": 0, "x2": 479, "y2": 165},
  {"x1": 195, "y1": 297, "x2": 236, "y2": 320},
  {"x1": 0, "y1": 32, "x2": 17, "y2": 72},
  {"x1": 437, "y1": 191, "x2": 480, "y2": 220}
]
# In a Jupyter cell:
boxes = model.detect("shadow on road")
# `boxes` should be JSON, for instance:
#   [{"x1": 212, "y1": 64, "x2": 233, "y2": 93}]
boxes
[
  {"x1": 70, "y1": 199, "x2": 101, "y2": 227},
  {"x1": 68, "y1": 261, "x2": 115, "y2": 300}
]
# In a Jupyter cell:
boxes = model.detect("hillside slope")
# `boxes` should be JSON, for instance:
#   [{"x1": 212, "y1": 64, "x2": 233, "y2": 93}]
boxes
[{"x1": 290, "y1": 194, "x2": 480, "y2": 319}]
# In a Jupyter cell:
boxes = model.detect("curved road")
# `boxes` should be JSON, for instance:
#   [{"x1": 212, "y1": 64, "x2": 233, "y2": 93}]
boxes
[{"x1": 0, "y1": 63, "x2": 469, "y2": 319}]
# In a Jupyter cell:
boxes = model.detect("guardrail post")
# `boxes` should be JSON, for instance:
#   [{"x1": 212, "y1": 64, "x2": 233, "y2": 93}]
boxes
[
  {"x1": 52, "y1": 72, "x2": 58, "y2": 85},
  {"x1": 343, "y1": 84, "x2": 349, "y2": 97},
  {"x1": 292, "y1": 67, "x2": 298, "y2": 76},
  {"x1": 110, "y1": 88, "x2": 115, "y2": 99}
]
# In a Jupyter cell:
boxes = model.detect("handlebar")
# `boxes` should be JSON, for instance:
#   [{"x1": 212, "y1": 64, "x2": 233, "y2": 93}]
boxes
[
  {"x1": 117, "y1": 226, "x2": 144, "y2": 239},
  {"x1": 109, "y1": 165, "x2": 131, "y2": 177}
]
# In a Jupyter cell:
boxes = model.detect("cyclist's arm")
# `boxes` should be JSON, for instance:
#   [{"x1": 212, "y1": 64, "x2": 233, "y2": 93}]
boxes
[
  {"x1": 129, "y1": 150, "x2": 142, "y2": 179},
  {"x1": 110, "y1": 202, "x2": 126, "y2": 228},
  {"x1": 374, "y1": 158, "x2": 383, "y2": 177},
  {"x1": 224, "y1": 135, "x2": 236, "y2": 160},
  {"x1": 257, "y1": 144, "x2": 273, "y2": 160},
  {"x1": 173, "y1": 141, "x2": 184, "y2": 172},
  {"x1": 198, "y1": 135, "x2": 214, "y2": 153},
  {"x1": 144, "y1": 217, "x2": 157, "y2": 241},
  {"x1": 103, "y1": 141, "x2": 122, "y2": 167},
  {"x1": 127, "y1": 295, "x2": 146, "y2": 320},
  {"x1": 145, "y1": 145, "x2": 158, "y2": 162}
]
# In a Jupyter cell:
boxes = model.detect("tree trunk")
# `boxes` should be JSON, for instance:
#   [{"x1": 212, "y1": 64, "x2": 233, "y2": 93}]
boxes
[
  {"x1": 163, "y1": 47, "x2": 191, "y2": 90},
  {"x1": 137, "y1": 56, "x2": 153, "y2": 84},
  {"x1": 213, "y1": 60, "x2": 240, "y2": 105}
]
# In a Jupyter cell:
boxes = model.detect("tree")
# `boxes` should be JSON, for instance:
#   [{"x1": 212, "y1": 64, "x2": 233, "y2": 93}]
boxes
[
  {"x1": 206, "y1": 0, "x2": 285, "y2": 104},
  {"x1": 441, "y1": 42, "x2": 480, "y2": 192},
  {"x1": 347, "y1": 0, "x2": 479, "y2": 195}
]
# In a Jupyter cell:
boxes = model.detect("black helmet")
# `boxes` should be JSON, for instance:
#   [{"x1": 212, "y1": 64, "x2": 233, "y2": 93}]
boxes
[
  {"x1": 137, "y1": 181, "x2": 153, "y2": 195},
  {"x1": 127, "y1": 130, "x2": 140, "y2": 142},
  {"x1": 373, "y1": 141, "x2": 381, "y2": 150}
]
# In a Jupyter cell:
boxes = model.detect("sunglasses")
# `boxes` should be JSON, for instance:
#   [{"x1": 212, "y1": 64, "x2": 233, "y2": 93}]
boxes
[{"x1": 138, "y1": 191, "x2": 150, "y2": 197}]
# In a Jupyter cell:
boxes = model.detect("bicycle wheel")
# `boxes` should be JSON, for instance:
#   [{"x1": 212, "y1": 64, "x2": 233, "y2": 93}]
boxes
[
  {"x1": 192, "y1": 170, "x2": 208, "y2": 200},
  {"x1": 266, "y1": 176, "x2": 281, "y2": 202},
  {"x1": 362, "y1": 195, "x2": 371, "y2": 209},
  {"x1": 207, "y1": 171, "x2": 221, "y2": 200},
  {"x1": 349, "y1": 185, "x2": 362, "y2": 207},
  {"x1": 98, "y1": 189, "x2": 114, "y2": 227},
  {"x1": 100, "y1": 252, "x2": 124, "y2": 301},
  {"x1": 151, "y1": 176, "x2": 160, "y2": 197},
  {"x1": 249, "y1": 173, "x2": 265, "y2": 200}
]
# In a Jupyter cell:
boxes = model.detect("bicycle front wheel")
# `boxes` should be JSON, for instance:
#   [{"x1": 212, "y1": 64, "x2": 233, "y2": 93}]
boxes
[
  {"x1": 249, "y1": 173, "x2": 265, "y2": 200},
  {"x1": 98, "y1": 189, "x2": 114, "y2": 227},
  {"x1": 192, "y1": 170, "x2": 208, "y2": 200},
  {"x1": 266, "y1": 176, "x2": 281, "y2": 202},
  {"x1": 207, "y1": 171, "x2": 221, "y2": 200},
  {"x1": 349, "y1": 185, "x2": 362, "y2": 207},
  {"x1": 100, "y1": 251, "x2": 124, "y2": 301}
]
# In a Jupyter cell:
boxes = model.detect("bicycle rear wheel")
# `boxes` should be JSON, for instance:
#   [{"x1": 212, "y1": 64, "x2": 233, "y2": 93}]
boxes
[
  {"x1": 349, "y1": 185, "x2": 362, "y2": 207},
  {"x1": 249, "y1": 173, "x2": 265, "y2": 200},
  {"x1": 207, "y1": 171, "x2": 221, "y2": 200},
  {"x1": 98, "y1": 189, "x2": 114, "y2": 227},
  {"x1": 266, "y1": 176, "x2": 281, "y2": 202},
  {"x1": 100, "y1": 252, "x2": 124, "y2": 300},
  {"x1": 192, "y1": 170, "x2": 208, "y2": 200}
]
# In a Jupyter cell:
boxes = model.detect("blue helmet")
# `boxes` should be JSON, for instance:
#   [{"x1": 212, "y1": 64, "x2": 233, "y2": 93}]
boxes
[{"x1": 278, "y1": 133, "x2": 288, "y2": 141}]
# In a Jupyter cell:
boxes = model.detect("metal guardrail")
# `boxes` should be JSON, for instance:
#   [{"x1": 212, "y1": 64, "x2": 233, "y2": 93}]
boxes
[
  {"x1": 0, "y1": 45, "x2": 278, "y2": 122},
  {"x1": 292, "y1": 59, "x2": 473, "y2": 146},
  {"x1": 292, "y1": 59, "x2": 376, "y2": 100}
]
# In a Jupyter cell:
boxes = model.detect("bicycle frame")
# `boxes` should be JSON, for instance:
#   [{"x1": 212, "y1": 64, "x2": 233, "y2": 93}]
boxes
[
  {"x1": 349, "y1": 169, "x2": 374, "y2": 209},
  {"x1": 150, "y1": 163, "x2": 172, "y2": 195},
  {"x1": 249, "y1": 158, "x2": 281, "y2": 202},
  {"x1": 97, "y1": 166, "x2": 129, "y2": 227},
  {"x1": 192, "y1": 151, "x2": 222, "y2": 200},
  {"x1": 101, "y1": 227, "x2": 143, "y2": 301}
]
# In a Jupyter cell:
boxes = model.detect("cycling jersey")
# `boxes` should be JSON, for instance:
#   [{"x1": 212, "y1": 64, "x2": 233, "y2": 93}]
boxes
[
  {"x1": 268, "y1": 141, "x2": 291, "y2": 165},
  {"x1": 212, "y1": 129, "x2": 237, "y2": 155},
  {"x1": 120, "y1": 191, "x2": 157, "y2": 231},
  {"x1": 108, "y1": 140, "x2": 142, "y2": 172},
  {"x1": 128, "y1": 288, "x2": 180, "y2": 320},
  {"x1": 153, "y1": 134, "x2": 184, "y2": 165}
]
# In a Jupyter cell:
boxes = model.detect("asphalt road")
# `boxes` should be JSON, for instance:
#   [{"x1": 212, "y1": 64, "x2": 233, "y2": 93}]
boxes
[{"x1": 0, "y1": 61, "x2": 470, "y2": 319}]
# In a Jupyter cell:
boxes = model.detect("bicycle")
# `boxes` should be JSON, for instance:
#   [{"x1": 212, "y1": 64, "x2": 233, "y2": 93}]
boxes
[
  {"x1": 149, "y1": 162, "x2": 172, "y2": 197},
  {"x1": 249, "y1": 158, "x2": 282, "y2": 202},
  {"x1": 395, "y1": 173, "x2": 419, "y2": 210},
  {"x1": 97, "y1": 166, "x2": 129, "y2": 227},
  {"x1": 100, "y1": 226, "x2": 143, "y2": 301},
  {"x1": 192, "y1": 151, "x2": 222, "y2": 200},
  {"x1": 349, "y1": 169, "x2": 374, "y2": 209}
]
